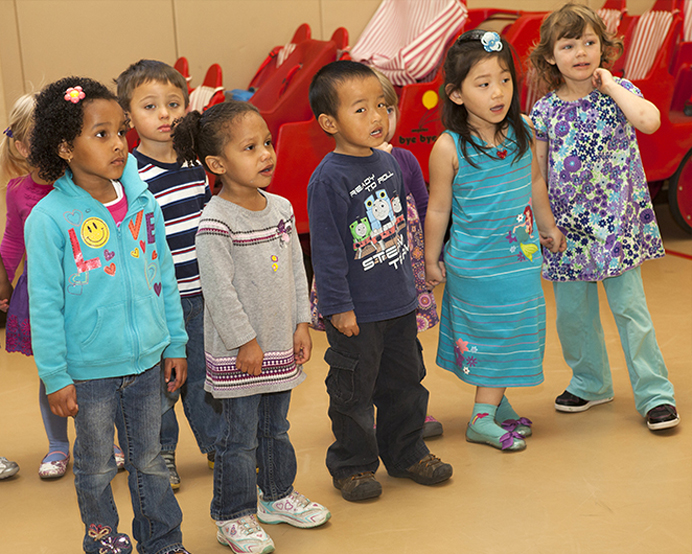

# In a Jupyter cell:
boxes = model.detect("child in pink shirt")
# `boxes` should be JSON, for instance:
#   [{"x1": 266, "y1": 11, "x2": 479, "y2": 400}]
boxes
[{"x1": 1, "y1": 94, "x2": 124, "y2": 479}]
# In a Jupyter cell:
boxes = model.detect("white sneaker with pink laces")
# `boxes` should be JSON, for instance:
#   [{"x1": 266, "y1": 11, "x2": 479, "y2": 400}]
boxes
[
  {"x1": 257, "y1": 489, "x2": 331, "y2": 528},
  {"x1": 216, "y1": 514, "x2": 274, "y2": 554}
]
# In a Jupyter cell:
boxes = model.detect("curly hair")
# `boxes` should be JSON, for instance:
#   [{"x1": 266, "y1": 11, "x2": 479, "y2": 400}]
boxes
[
  {"x1": 0, "y1": 93, "x2": 37, "y2": 184},
  {"x1": 529, "y1": 3, "x2": 624, "y2": 93},
  {"x1": 172, "y1": 101, "x2": 260, "y2": 173},
  {"x1": 29, "y1": 77, "x2": 118, "y2": 183},
  {"x1": 441, "y1": 29, "x2": 530, "y2": 168}
]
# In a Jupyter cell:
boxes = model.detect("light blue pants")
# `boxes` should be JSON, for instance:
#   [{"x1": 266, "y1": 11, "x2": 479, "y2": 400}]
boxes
[{"x1": 553, "y1": 267, "x2": 675, "y2": 416}]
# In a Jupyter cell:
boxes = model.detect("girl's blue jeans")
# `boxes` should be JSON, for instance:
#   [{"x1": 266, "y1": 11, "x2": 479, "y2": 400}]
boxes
[
  {"x1": 211, "y1": 390, "x2": 296, "y2": 521},
  {"x1": 553, "y1": 266, "x2": 676, "y2": 416},
  {"x1": 73, "y1": 365, "x2": 185, "y2": 554}
]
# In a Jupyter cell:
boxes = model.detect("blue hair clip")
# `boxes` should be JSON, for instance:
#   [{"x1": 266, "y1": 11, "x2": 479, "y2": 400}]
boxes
[
  {"x1": 3, "y1": 127, "x2": 13, "y2": 138},
  {"x1": 481, "y1": 31, "x2": 503, "y2": 53}
]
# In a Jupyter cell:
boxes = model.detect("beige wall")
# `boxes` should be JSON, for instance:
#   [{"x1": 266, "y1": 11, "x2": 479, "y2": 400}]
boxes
[{"x1": 0, "y1": 0, "x2": 661, "y2": 129}]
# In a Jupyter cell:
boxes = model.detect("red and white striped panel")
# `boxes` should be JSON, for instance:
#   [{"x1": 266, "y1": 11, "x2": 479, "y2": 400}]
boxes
[
  {"x1": 623, "y1": 9, "x2": 673, "y2": 81},
  {"x1": 684, "y1": 0, "x2": 692, "y2": 41},
  {"x1": 276, "y1": 42, "x2": 297, "y2": 67},
  {"x1": 597, "y1": 8, "x2": 622, "y2": 34},
  {"x1": 351, "y1": 0, "x2": 468, "y2": 86},
  {"x1": 189, "y1": 86, "x2": 224, "y2": 113}
]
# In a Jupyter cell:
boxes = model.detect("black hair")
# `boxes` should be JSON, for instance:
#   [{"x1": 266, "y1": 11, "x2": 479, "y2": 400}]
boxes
[
  {"x1": 442, "y1": 29, "x2": 530, "y2": 168},
  {"x1": 29, "y1": 77, "x2": 119, "y2": 182},
  {"x1": 172, "y1": 101, "x2": 260, "y2": 173},
  {"x1": 309, "y1": 60, "x2": 377, "y2": 118},
  {"x1": 115, "y1": 59, "x2": 190, "y2": 111}
]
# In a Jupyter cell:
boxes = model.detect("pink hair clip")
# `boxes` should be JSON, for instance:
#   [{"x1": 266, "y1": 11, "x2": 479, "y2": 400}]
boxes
[{"x1": 64, "y1": 86, "x2": 86, "y2": 104}]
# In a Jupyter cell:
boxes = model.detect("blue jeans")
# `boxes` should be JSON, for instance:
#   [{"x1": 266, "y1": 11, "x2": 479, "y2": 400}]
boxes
[
  {"x1": 323, "y1": 311, "x2": 430, "y2": 479},
  {"x1": 73, "y1": 365, "x2": 185, "y2": 554},
  {"x1": 161, "y1": 294, "x2": 221, "y2": 453},
  {"x1": 211, "y1": 391, "x2": 296, "y2": 521},
  {"x1": 554, "y1": 267, "x2": 676, "y2": 416}
]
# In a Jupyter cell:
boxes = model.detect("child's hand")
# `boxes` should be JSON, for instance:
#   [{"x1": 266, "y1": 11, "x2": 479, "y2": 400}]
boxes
[
  {"x1": 0, "y1": 281, "x2": 12, "y2": 311},
  {"x1": 331, "y1": 310, "x2": 359, "y2": 337},
  {"x1": 425, "y1": 260, "x2": 446, "y2": 288},
  {"x1": 592, "y1": 68, "x2": 616, "y2": 95},
  {"x1": 164, "y1": 357, "x2": 188, "y2": 392},
  {"x1": 540, "y1": 227, "x2": 567, "y2": 253},
  {"x1": 375, "y1": 141, "x2": 393, "y2": 154},
  {"x1": 48, "y1": 384, "x2": 79, "y2": 418},
  {"x1": 539, "y1": 234, "x2": 554, "y2": 249},
  {"x1": 237, "y1": 338, "x2": 264, "y2": 375},
  {"x1": 293, "y1": 322, "x2": 312, "y2": 365}
]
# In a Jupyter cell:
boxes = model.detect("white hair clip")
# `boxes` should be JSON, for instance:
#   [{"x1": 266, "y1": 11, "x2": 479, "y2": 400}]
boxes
[{"x1": 481, "y1": 31, "x2": 503, "y2": 53}]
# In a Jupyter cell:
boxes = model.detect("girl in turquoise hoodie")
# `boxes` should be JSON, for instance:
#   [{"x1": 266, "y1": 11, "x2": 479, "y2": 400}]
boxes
[{"x1": 25, "y1": 77, "x2": 190, "y2": 554}]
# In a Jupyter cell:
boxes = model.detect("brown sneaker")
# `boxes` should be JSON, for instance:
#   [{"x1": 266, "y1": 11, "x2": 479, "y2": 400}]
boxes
[
  {"x1": 333, "y1": 471, "x2": 382, "y2": 501},
  {"x1": 389, "y1": 453, "x2": 452, "y2": 485}
]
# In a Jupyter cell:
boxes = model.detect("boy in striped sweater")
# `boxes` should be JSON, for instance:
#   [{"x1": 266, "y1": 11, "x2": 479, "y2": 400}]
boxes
[{"x1": 117, "y1": 60, "x2": 221, "y2": 489}]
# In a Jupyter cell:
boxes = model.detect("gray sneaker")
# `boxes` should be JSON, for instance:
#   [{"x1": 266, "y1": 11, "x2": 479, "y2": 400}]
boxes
[
  {"x1": 161, "y1": 451, "x2": 180, "y2": 490},
  {"x1": 0, "y1": 456, "x2": 19, "y2": 480}
]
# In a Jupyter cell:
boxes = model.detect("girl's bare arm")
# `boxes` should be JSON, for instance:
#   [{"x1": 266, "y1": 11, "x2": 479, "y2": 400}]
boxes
[
  {"x1": 593, "y1": 68, "x2": 660, "y2": 134},
  {"x1": 424, "y1": 133, "x2": 456, "y2": 287}
]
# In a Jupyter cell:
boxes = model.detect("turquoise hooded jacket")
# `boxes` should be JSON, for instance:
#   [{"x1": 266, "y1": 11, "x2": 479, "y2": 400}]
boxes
[{"x1": 25, "y1": 154, "x2": 188, "y2": 394}]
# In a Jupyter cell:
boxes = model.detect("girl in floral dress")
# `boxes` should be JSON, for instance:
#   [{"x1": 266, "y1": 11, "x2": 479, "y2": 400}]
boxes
[{"x1": 529, "y1": 3, "x2": 678, "y2": 431}]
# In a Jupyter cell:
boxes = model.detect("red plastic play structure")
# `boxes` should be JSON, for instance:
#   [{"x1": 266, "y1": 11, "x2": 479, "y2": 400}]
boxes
[
  {"x1": 251, "y1": 27, "x2": 349, "y2": 140},
  {"x1": 258, "y1": 0, "x2": 692, "y2": 235},
  {"x1": 248, "y1": 25, "x2": 351, "y2": 233},
  {"x1": 616, "y1": 0, "x2": 692, "y2": 233},
  {"x1": 189, "y1": 63, "x2": 225, "y2": 113},
  {"x1": 248, "y1": 24, "x2": 312, "y2": 93},
  {"x1": 174, "y1": 56, "x2": 193, "y2": 94},
  {"x1": 126, "y1": 1, "x2": 692, "y2": 235}
]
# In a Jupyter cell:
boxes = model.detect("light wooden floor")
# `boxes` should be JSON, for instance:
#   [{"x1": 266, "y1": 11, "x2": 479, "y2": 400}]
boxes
[{"x1": 1, "y1": 203, "x2": 690, "y2": 554}]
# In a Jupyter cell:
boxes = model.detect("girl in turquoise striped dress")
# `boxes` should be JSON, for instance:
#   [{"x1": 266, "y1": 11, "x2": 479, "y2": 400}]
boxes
[{"x1": 425, "y1": 30, "x2": 565, "y2": 452}]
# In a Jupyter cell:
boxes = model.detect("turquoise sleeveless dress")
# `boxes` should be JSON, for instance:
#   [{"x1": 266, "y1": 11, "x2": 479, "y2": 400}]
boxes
[{"x1": 436, "y1": 127, "x2": 545, "y2": 387}]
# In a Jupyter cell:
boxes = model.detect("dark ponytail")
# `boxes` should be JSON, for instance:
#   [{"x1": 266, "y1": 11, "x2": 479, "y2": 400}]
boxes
[
  {"x1": 172, "y1": 110, "x2": 203, "y2": 168},
  {"x1": 172, "y1": 101, "x2": 260, "y2": 173}
]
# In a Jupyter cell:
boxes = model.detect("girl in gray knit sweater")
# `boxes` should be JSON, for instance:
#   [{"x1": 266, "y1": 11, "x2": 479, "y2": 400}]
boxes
[{"x1": 173, "y1": 101, "x2": 330, "y2": 554}]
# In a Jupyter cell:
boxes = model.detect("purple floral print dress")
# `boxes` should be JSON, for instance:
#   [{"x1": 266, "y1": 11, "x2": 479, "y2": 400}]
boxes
[{"x1": 530, "y1": 78, "x2": 664, "y2": 282}]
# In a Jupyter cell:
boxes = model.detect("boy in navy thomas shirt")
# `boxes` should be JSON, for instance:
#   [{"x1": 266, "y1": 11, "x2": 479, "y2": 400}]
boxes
[
  {"x1": 117, "y1": 60, "x2": 222, "y2": 489},
  {"x1": 307, "y1": 60, "x2": 453, "y2": 502}
]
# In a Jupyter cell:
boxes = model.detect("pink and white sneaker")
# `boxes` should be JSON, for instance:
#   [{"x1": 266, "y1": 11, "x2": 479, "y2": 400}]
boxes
[
  {"x1": 422, "y1": 415, "x2": 444, "y2": 439},
  {"x1": 216, "y1": 515, "x2": 274, "y2": 553},
  {"x1": 257, "y1": 489, "x2": 331, "y2": 529},
  {"x1": 38, "y1": 451, "x2": 70, "y2": 479}
]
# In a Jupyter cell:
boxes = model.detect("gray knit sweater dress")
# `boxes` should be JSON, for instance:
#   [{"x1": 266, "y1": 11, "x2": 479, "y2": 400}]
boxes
[{"x1": 196, "y1": 192, "x2": 310, "y2": 398}]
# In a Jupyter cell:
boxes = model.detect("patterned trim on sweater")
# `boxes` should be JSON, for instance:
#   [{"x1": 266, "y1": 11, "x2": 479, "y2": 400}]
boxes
[
  {"x1": 204, "y1": 348, "x2": 303, "y2": 396},
  {"x1": 197, "y1": 216, "x2": 294, "y2": 248}
]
